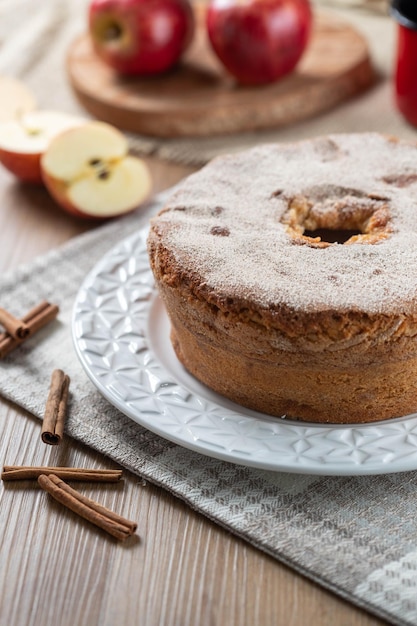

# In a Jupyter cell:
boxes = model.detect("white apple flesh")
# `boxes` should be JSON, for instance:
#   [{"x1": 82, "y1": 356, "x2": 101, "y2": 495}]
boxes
[
  {"x1": 0, "y1": 110, "x2": 85, "y2": 183},
  {"x1": 41, "y1": 121, "x2": 152, "y2": 219}
]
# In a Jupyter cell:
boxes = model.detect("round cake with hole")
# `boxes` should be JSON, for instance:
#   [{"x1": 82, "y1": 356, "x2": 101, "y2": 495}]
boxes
[{"x1": 147, "y1": 133, "x2": 417, "y2": 423}]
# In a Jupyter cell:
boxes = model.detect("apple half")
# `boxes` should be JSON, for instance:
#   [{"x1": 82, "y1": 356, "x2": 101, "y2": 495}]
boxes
[
  {"x1": 0, "y1": 110, "x2": 86, "y2": 183},
  {"x1": 41, "y1": 121, "x2": 152, "y2": 219}
]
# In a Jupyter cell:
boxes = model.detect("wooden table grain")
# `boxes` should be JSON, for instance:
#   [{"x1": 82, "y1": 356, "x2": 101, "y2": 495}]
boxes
[{"x1": 0, "y1": 160, "x2": 387, "y2": 626}]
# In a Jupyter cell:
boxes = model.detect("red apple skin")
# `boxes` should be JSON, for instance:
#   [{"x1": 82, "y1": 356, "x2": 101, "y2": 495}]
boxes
[
  {"x1": 88, "y1": 0, "x2": 195, "y2": 75},
  {"x1": 41, "y1": 170, "x2": 86, "y2": 218},
  {"x1": 206, "y1": 0, "x2": 312, "y2": 86},
  {"x1": 0, "y1": 149, "x2": 43, "y2": 183}
]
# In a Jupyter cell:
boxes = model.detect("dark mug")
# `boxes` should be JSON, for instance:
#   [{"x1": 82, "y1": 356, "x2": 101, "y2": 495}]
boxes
[{"x1": 391, "y1": 0, "x2": 417, "y2": 126}]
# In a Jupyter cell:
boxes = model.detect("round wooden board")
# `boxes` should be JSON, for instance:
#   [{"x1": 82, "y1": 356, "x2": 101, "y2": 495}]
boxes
[{"x1": 67, "y1": 11, "x2": 374, "y2": 138}]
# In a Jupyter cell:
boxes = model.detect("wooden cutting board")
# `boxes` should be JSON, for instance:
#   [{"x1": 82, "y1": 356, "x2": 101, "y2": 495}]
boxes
[{"x1": 67, "y1": 11, "x2": 374, "y2": 138}]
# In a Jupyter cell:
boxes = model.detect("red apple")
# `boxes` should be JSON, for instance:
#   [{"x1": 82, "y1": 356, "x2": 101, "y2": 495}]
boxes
[
  {"x1": 0, "y1": 110, "x2": 86, "y2": 183},
  {"x1": 206, "y1": 0, "x2": 312, "y2": 86},
  {"x1": 41, "y1": 121, "x2": 152, "y2": 219},
  {"x1": 88, "y1": 0, "x2": 195, "y2": 75}
]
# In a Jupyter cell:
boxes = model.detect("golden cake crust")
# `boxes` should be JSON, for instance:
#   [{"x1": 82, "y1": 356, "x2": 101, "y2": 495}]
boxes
[{"x1": 147, "y1": 133, "x2": 417, "y2": 423}]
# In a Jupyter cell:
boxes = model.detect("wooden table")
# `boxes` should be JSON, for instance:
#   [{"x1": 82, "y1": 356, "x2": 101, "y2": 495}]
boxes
[{"x1": 0, "y1": 158, "x2": 387, "y2": 626}]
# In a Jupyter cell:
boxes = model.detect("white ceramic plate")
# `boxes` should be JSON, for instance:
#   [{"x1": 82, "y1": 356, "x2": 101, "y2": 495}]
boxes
[{"x1": 72, "y1": 226, "x2": 417, "y2": 476}]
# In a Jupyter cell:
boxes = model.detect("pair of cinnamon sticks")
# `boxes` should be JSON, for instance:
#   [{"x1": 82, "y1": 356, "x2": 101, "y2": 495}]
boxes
[
  {"x1": 0, "y1": 301, "x2": 59, "y2": 359},
  {"x1": 0, "y1": 300, "x2": 69, "y2": 445},
  {"x1": 2, "y1": 466, "x2": 137, "y2": 541},
  {"x1": 0, "y1": 304, "x2": 65, "y2": 443},
  {"x1": 0, "y1": 303, "x2": 69, "y2": 446},
  {"x1": 38, "y1": 371, "x2": 136, "y2": 540}
]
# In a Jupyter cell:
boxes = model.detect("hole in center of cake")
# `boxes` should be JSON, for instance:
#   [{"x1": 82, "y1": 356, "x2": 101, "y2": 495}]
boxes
[
  {"x1": 302, "y1": 227, "x2": 362, "y2": 244},
  {"x1": 281, "y1": 186, "x2": 392, "y2": 248}
]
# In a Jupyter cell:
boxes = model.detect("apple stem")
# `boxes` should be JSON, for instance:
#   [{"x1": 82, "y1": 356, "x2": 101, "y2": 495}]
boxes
[{"x1": 103, "y1": 23, "x2": 122, "y2": 42}]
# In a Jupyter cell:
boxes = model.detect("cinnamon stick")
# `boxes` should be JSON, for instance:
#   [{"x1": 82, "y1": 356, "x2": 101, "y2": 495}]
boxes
[
  {"x1": 41, "y1": 369, "x2": 70, "y2": 445},
  {"x1": 0, "y1": 300, "x2": 59, "y2": 359},
  {"x1": 1, "y1": 466, "x2": 123, "y2": 482},
  {"x1": 0, "y1": 307, "x2": 30, "y2": 339},
  {"x1": 38, "y1": 474, "x2": 137, "y2": 541}
]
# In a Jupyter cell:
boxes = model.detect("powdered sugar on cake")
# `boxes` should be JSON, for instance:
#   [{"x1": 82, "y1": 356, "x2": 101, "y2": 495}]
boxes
[{"x1": 151, "y1": 133, "x2": 417, "y2": 315}]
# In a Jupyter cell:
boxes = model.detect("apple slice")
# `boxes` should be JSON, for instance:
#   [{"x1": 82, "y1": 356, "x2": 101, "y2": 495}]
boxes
[
  {"x1": 41, "y1": 121, "x2": 152, "y2": 219},
  {"x1": 0, "y1": 110, "x2": 86, "y2": 183}
]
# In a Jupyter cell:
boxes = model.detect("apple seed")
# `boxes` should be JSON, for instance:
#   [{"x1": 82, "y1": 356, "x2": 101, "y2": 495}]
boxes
[{"x1": 98, "y1": 169, "x2": 110, "y2": 180}]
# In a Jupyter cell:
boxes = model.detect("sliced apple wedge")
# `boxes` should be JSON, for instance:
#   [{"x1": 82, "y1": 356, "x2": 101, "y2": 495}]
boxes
[
  {"x1": 41, "y1": 121, "x2": 152, "y2": 219},
  {"x1": 0, "y1": 110, "x2": 86, "y2": 183}
]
